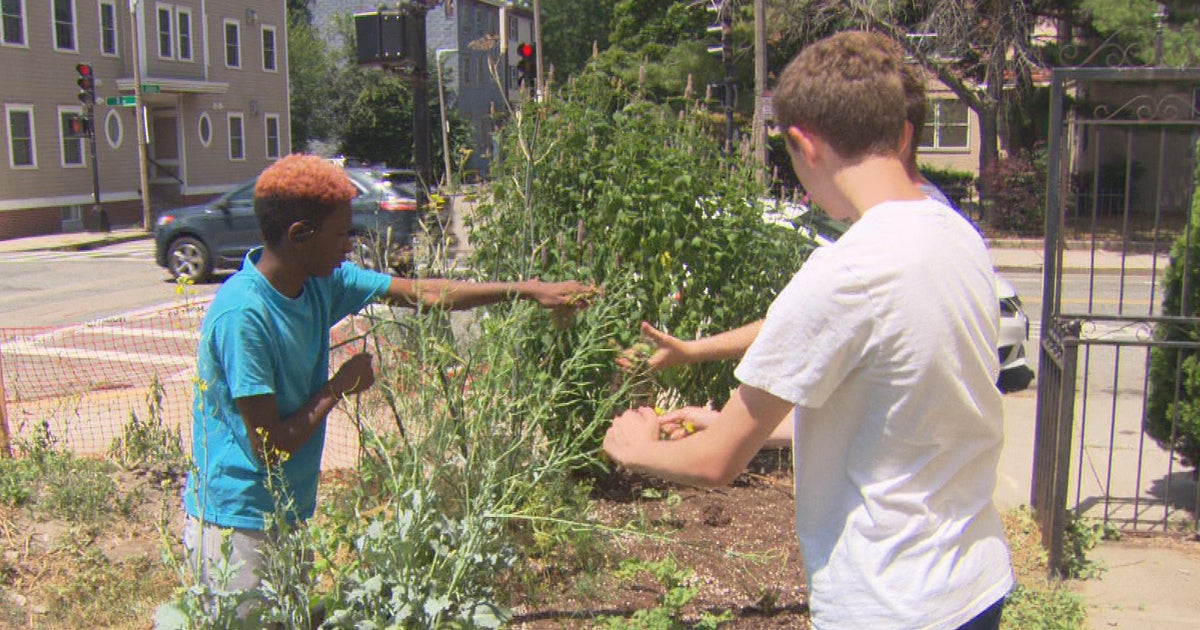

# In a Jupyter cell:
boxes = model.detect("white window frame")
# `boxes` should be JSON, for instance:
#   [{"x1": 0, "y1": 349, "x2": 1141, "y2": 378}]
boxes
[
  {"x1": 223, "y1": 19, "x2": 241, "y2": 69},
  {"x1": 155, "y1": 3, "x2": 172, "y2": 59},
  {"x1": 98, "y1": 1, "x2": 117, "y2": 56},
  {"x1": 919, "y1": 98, "x2": 971, "y2": 151},
  {"x1": 227, "y1": 112, "x2": 245, "y2": 160},
  {"x1": 261, "y1": 25, "x2": 277, "y2": 72},
  {"x1": 5, "y1": 104, "x2": 36, "y2": 169},
  {"x1": 58, "y1": 105, "x2": 85, "y2": 167},
  {"x1": 264, "y1": 113, "x2": 280, "y2": 159},
  {"x1": 2, "y1": 0, "x2": 27, "y2": 48},
  {"x1": 197, "y1": 112, "x2": 212, "y2": 147},
  {"x1": 176, "y1": 6, "x2": 191, "y2": 61},
  {"x1": 103, "y1": 108, "x2": 122, "y2": 148},
  {"x1": 52, "y1": 0, "x2": 77, "y2": 52}
]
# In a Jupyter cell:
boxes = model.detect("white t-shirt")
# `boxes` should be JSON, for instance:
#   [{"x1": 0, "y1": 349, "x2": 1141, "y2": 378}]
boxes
[{"x1": 735, "y1": 199, "x2": 1013, "y2": 630}]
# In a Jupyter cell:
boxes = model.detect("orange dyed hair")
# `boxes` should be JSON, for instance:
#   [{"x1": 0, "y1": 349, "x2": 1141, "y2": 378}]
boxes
[{"x1": 253, "y1": 154, "x2": 358, "y2": 245}]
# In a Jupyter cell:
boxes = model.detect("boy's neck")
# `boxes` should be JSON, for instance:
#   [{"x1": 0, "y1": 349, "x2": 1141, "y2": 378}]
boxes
[
  {"x1": 828, "y1": 155, "x2": 925, "y2": 223},
  {"x1": 254, "y1": 246, "x2": 307, "y2": 299}
]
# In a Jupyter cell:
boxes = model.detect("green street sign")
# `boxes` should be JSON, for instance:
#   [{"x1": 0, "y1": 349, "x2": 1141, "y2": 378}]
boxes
[
  {"x1": 105, "y1": 95, "x2": 137, "y2": 107},
  {"x1": 141, "y1": 84, "x2": 161, "y2": 94}
]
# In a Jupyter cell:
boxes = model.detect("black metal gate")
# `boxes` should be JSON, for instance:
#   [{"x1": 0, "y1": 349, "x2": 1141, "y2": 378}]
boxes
[{"x1": 1033, "y1": 62, "x2": 1200, "y2": 572}]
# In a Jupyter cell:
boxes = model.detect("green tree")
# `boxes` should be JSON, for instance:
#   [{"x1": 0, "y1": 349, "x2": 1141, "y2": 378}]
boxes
[
  {"x1": 1076, "y1": 0, "x2": 1200, "y2": 66},
  {"x1": 541, "y1": 0, "x2": 616, "y2": 79},
  {"x1": 1145, "y1": 140, "x2": 1200, "y2": 474},
  {"x1": 287, "y1": 13, "x2": 337, "y2": 151}
]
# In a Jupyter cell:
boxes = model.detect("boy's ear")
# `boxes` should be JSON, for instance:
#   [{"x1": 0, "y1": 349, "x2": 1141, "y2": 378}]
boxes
[
  {"x1": 785, "y1": 126, "x2": 818, "y2": 164},
  {"x1": 287, "y1": 221, "x2": 315, "y2": 243}
]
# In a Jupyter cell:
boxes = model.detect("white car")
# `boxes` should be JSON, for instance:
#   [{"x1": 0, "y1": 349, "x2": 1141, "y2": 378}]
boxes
[
  {"x1": 996, "y1": 274, "x2": 1034, "y2": 392},
  {"x1": 764, "y1": 198, "x2": 1035, "y2": 392}
]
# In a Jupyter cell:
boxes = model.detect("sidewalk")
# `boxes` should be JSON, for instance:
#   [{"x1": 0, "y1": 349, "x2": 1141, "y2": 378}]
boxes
[
  {"x1": 0, "y1": 226, "x2": 150, "y2": 254},
  {"x1": 3, "y1": 228, "x2": 1198, "y2": 628}
]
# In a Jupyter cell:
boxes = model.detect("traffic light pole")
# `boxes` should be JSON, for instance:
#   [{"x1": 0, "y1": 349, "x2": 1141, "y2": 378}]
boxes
[
  {"x1": 85, "y1": 100, "x2": 106, "y2": 231},
  {"x1": 130, "y1": 0, "x2": 152, "y2": 231}
]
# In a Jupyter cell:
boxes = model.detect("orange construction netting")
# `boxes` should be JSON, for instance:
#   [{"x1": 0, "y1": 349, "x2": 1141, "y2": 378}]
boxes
[{"x1": 0, "y1": 296, "x2": 378, "y2": 469}]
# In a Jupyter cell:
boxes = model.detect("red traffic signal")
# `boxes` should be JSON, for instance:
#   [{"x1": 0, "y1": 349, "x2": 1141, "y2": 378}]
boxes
[
  {"x1": 516, "y1": 42, "x2": 534, "y2": 59},
  {"x1": 76, "y1": 63, "x2": 96, "y2": 104},
  {"x1": 66, "y1": 114, "x2": 91, "y2": 138}
]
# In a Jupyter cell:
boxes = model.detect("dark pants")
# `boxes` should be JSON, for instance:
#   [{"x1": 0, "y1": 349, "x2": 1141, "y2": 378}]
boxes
[{"x1": 955, "y1": 597, "x2": 1005, "y2": 630}]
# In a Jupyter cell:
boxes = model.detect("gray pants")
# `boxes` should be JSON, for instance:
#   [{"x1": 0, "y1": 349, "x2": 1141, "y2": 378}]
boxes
[{"x1": 182, "y1": 515, "x2": 271, "y2": 593}]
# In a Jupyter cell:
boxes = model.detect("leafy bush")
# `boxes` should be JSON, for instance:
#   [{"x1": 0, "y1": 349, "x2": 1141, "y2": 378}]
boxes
[
  {"x1": 920, "y1": 164, "x2": 976, "y2": 209},
  {"x1": 979, "y1": 151, "x2": 1046, "y2": 236},
  {"x1": 470, "y1": 67, "x2": 815, "y2": 430},
  {"x1": 1, "y1": 422, "x2": 117, "y2": 525},
  {"x1": 1146, "y1": 139, "x2": 1200, "y2": 472}
]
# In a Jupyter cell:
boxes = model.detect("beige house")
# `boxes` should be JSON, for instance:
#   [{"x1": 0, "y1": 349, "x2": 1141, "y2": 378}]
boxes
[
  {"x1": 0, "y1": 0, "x2": 289, "y2": 240},
  {"x1": 916, "y1": 77, "x2": 982, "y2": 175}
]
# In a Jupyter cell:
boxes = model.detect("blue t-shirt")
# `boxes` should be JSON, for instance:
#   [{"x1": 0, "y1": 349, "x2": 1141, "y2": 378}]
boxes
[{"x1": 183, "y1": 249, "x2": 392, "y2": 529}]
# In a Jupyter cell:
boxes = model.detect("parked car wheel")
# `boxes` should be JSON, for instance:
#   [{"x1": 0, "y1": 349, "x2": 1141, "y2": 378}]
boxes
[{"x1": 166, "y1": 236, "x2": 213, "y2": 283}]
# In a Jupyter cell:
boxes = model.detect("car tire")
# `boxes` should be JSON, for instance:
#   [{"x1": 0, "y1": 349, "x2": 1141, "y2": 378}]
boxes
[
  {"x1": 998, "y1": 366, "x2": 1036, "y2": 393},
  {"x1": 166, "y1": 236, "x2": 213, "y2": 283}
]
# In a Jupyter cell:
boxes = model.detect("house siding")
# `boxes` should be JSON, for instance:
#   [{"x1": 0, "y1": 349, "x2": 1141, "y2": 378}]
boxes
[{"x1": 0, "y1": 0, "x2": 289, "y2": 240}]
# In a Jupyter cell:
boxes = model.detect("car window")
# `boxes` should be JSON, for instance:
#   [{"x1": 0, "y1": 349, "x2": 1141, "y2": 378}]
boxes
[{"x1": 226, "y1": 181, "x2": 257, "y2": 205}]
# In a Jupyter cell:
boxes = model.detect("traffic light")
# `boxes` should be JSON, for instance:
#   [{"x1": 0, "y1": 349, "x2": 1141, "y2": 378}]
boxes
[
  {"x1": 66, "y1": 114, "x2": 91, "y2": 138},
  {"x1": 76, "y1": 63, "x2": 96, "y2": 105},
  {"x1": 516, "y1": 42, "x2": 536, "y2": 87}
]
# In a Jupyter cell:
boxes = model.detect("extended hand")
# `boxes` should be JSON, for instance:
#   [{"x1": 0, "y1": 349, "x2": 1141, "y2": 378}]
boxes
[
  {"x1": 620, "y1": 321, "x2": 692, "y2": 372},
  {"x1": 330, "y1": 352, "x2": 376, "y2": 397},
  {"x1": 527, "y1": 280, "x2": 600, "y2": 309}
]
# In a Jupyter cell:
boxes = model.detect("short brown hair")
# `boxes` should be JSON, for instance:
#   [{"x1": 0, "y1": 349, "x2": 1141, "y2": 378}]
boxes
[
  {"x1": 254, "y1": 154, "x2": 358, "y2": 246},
  {"x1": 773, "y1": 31, "x2": 908, "y2": 161}
]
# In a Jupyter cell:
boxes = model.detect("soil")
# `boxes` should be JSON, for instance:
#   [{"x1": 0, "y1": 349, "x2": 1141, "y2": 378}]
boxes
[
  {"x1": 0, "y1": 452, "x2": 806, "y2": 629},
  {"x1": 508, "y1": 450, "x2": 810, "y2": 629}
]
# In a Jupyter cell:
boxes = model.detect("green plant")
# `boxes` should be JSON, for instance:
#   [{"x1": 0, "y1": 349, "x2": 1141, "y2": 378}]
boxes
[
  {"x1": 598, "y1": 556, "x2": 732, "y2": 629},
  {"x1": 109, "y1": 375, "x2": 187, "y2": 474},
  {"x1": 1002, "y1": 582, "x2": 1087, "y2": 630},
  {"x1": 1061, "y1": 514, "x2": 1106, "y2": 580},
  {"x1": 0, "y1": 457, "x2": 36, "y2": 506},
  {"x1": 1146, "y1": 139, "x2": 1200, "y2": 473},
  {"x1": 471, "y1": 65, "x2": 813, "y2": 436},
  {"x1": 1000, "y1": 506, "x2": 1088, "y2": 630}
]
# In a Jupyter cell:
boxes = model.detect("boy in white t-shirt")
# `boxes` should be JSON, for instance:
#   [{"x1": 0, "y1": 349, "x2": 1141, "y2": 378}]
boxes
[{"x1": 603, "y1": 31, "x2": 1012, "y2": 630}]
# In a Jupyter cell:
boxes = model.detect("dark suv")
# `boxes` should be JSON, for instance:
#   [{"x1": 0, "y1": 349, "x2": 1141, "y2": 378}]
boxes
[{"x1": 154, "y1": 169, "x2": 419, "y2": 282}]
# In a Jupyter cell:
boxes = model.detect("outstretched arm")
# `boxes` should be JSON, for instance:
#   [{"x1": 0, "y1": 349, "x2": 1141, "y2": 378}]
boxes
[
  {"x1": 382, "y1": 277, "x2": 597, "y2": 311},
  {"x1": 629, "y1": 319, "x2": 764, "y2": 372}
]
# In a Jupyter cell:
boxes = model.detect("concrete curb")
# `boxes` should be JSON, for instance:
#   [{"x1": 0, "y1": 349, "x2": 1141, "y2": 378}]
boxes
[{"x1": 47, "y1": 232, "x2": 152, "y2": 252}]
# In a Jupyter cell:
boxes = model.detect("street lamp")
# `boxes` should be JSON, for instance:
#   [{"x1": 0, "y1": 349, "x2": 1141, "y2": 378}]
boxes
[{"x1": 436, "y1": 48, "x2": 458, "y2": 190}]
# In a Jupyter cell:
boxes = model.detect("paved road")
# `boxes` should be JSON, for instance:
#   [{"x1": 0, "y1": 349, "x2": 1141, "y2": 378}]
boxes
[{"x1": 0, "y1": 240, "x2": 223, "y2": 328}]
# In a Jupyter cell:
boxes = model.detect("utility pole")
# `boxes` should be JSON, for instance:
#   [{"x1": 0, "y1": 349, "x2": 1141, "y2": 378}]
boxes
[
  {"x1": 436, "y1": 48, "x2": 458, "y2": 190},
  {"x1": 129, "y1": 0, "x2": 152, "y2": 231},
  {"x1": 405, "y1": 7, "x2": 432, "y2": 198},
  {"x1": 720, "y1": 2, "x2": 734, "y2": 154},
  {"x1": 705, "y1": 1, "x2": 734, "y2": 155},
  {"x1": 532, "y1": 0, "x2": 544, "y2": 100},
  {"x1": 752, "y1": 0, "x2": 767, "y2": 174}
]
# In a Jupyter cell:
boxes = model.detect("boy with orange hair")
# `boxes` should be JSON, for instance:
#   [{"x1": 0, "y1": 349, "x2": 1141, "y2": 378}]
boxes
[
  {"x1": 604, "y1": 32, "x2": 1012, "y2": 629},
  {"x1": 183, "y1": 153, "x2": 593, "y2": 602}
]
